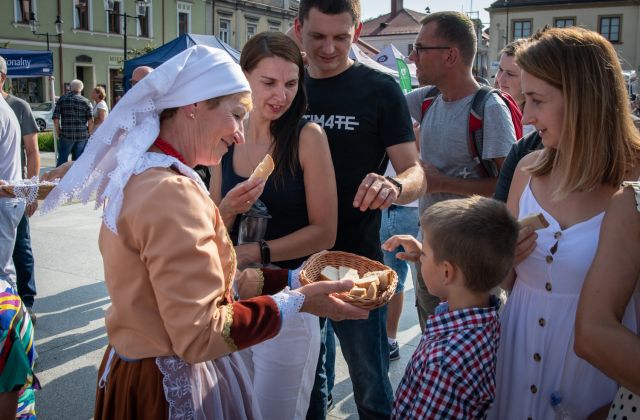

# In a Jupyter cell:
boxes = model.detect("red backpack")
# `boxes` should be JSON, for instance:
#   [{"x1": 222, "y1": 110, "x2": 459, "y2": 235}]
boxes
[{"x1": 420, "y1": 85, "x2": 523, "y2": 177}]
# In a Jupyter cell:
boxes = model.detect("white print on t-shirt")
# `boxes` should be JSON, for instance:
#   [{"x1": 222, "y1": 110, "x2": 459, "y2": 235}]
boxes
[
  {"x1": 303, "y1": 114, "x2": 360, "y2": 131},
  {"x1": 458, "y1": 167, "x2": 472, "y2": 179}
]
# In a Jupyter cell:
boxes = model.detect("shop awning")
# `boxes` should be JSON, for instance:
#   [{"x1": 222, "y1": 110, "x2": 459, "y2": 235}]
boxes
[{"x1": 0, "y1": 48, "x2": 54, "y2": 78}]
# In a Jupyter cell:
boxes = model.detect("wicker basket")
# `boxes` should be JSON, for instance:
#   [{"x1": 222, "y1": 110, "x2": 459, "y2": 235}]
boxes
[
  {"x1": 0, "y1": 183, "x2": 56, "y2": 200},
  {"x1": 299, "y1": 251, "x2": 398, "y2": 310}
]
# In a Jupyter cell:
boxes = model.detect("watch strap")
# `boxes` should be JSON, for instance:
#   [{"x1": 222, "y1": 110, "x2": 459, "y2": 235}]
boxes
[
  {"x1": 259, "y1": 240, "x2": 271, "y2": 266},
  {"x1": 385, "y1": 176, "x2": 403, "y2": 198}
]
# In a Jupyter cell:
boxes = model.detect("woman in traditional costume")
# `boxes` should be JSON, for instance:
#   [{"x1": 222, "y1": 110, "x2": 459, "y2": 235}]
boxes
[{"x1": 41, "y1": 45, "x2": 367, "y2": 420}]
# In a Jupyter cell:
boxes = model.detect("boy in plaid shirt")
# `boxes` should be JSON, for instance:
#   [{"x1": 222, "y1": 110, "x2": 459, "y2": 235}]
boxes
[{"x1": 383, "y1": 196, "x2": 518, "y2": 419}]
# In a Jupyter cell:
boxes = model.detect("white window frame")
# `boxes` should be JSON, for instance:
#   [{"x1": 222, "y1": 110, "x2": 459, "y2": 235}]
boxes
[
  {"x1": 219, "y1": 17, "x2": 231, "y2": 44},
  {"x1": 177, "y1": 1, "x2": 192, "y2": 36},
  {"x1": 14, "y1": 0, "x2": 37, "y2": 24},
  {"x1": 247, "y1": 22, "x2": 257, "y2": 40},
  {"x1": 137, "y1": 2, "x2": 152, "y2": 38},
  {"x1": 73, "y1": 0, "x2": 92, "y2": 31},
  {"x1": 105, "y1": 0, "x2": 123, "y2": 35}
]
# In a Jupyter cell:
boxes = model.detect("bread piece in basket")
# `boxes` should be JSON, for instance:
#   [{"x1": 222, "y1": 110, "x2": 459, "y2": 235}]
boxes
[{"x1": 299, "y1": 251, "x2": 398, "y2": 310}]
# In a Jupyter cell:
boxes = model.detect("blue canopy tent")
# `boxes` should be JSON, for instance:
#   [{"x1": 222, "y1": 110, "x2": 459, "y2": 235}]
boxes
[
  {"x1": 123, "y1": 34, "x2": 240, "y2": 91},
  {"x1": 0, "y1": 48, "x2": 54, "y2": 78}
]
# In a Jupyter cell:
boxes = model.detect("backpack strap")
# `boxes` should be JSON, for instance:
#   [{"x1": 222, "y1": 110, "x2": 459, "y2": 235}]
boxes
[
  {"x1": 420, "y1": 86, "x2": 441, "y2": 121},
  {"x1": 467, "y1": 86, "x2": 493, "y2": 177},
  {"x1": 468, "y1": 86, "x2": 523, "y2": 178}
]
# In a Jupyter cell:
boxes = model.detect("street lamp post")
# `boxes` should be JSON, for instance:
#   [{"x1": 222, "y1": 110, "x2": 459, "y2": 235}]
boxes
[
  {"x1": 29, "y1": 13, "x2": 64, "y2": 51},
  {"x1": 104, "y1": 0, "x2": 150, "y2": 61}
]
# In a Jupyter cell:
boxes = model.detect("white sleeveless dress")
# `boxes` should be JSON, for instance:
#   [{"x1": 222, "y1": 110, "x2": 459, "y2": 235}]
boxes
[{"x1": 488, "y1": 180, "x2": 640, "y2": 420}]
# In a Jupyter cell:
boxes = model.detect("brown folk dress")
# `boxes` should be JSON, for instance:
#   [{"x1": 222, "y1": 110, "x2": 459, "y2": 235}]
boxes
[{"x1": 94, "y1": 166, "x2": 289, "y2": 419}]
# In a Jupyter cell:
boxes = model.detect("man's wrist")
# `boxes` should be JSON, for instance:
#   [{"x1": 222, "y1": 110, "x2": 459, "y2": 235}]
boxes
[{"x1": 385, "y1": 176, "x2": 403, "y2": 199}]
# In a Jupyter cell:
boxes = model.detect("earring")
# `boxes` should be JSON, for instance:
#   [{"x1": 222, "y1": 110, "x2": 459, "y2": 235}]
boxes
[{"x1": 190, "y1": 113, "x2": 195, "y2": 119}]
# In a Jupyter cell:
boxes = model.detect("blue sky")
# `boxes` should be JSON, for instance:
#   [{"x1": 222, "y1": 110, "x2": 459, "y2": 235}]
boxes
[{"x1": 361, "y1": 0, "x2": 494, "y2": 26}]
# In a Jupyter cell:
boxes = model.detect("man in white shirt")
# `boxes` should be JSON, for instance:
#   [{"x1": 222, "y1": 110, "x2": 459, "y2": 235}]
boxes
[{"x1": 0, "y1": 94, "x2": 26, "y2": 285}]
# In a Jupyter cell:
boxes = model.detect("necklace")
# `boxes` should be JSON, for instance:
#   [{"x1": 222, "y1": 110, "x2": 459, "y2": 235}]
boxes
[{"x1": 153, "y1": 138, "x2": 187, "y2": 165}]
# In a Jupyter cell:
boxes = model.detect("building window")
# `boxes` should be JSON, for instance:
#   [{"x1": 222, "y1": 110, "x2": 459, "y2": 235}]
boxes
[
  {"x1": 599, "y1": 16, "x2": 621, "y2": 43},
  {"x1": 219, "y1": 18, "x2": 231, "y2": 43},
  {"x1": 138, "y1": 2, "x2": 151, "y2": 37},
  {"x1": 554, "y1": 17, "x2": 575, "y2": 28},
  {"x1": 247, "y1": 22, "x2": 257, "y2": 40},
  {"x1": 108, "y1": 0, "x2": 122, "y2": 34},
  {"x1": 268, "y1": 21, "x2": 281, "y2": 32},
  {"x1": 75, "y1": 0, "x2": 90, "y2": 30},
  {"x1": 512, "y1": 20, "x2": 532, "y2": 39},
  {"x1": 15, "y1": 0, "x2": 35, "y2": 23},
  {"x1": 177, "y1": 2, "x2": 191, "y2": 36}
]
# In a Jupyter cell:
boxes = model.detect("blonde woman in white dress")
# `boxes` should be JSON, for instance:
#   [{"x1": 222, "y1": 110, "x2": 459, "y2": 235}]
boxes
[{"x1": 489, "y1": 27, "x2": 640, "y2": 420}]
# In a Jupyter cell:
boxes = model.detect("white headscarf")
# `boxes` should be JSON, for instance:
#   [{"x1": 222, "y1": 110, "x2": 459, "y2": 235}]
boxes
[{"x1": 41, "y1": 45, "x2": 250, "y2": 233}]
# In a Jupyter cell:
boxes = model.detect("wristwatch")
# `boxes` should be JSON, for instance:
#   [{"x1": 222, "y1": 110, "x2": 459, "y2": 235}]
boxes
[
  {"x1": 385, "y1": 176, "x2": 403, "y2": 198},
  {"x1": 259, "y1": 239, "x2": 271, "y2": 266}
]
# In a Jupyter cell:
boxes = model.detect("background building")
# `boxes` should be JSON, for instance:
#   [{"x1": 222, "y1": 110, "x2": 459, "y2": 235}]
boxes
[
  {"x1": 487, "y1": 0, "x2": 640, "y2": 76},
  {"x1": 360, "y1": 0, "x2": 426, "y2": 57},
  {"x1": 1, "y1": 0, "x2": 296, "y2": 108},
  {"x1": 213, "y1": 0, "x2": 298, "y2": 50}
]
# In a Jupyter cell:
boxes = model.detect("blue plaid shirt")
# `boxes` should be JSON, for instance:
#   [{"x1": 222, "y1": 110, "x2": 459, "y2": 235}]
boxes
[
  {"x1": 393, "y1": 297, "x2": 501, "y2": 419},
  {"x1": 53, "y1": 92, "x2": 92, "y2": 141}
]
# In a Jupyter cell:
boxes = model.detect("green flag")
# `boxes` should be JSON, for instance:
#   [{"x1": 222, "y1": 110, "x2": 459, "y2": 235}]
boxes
[{"x1": 396, "y1": 58, "x2": 412, "y2": 94}]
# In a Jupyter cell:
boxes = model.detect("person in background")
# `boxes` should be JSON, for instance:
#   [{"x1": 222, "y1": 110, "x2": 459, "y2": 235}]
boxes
[
  {"x1": 380, "y1": 157, "x2": 420, "y2": 362},
  {"x1": 0, "y1": 93, "x2": 38, "y2": 419},
  {"x1": 406, "y1": 11, "x2": 516, "y2": 330},
  {"x1": 493, "y1": 34, "x2": 554, "y2": 203},
  {"x1": 495, "y1": 40, "x2": 527, "y2": 110},
  {"x1": 90, "y1": 86, "x2": 109, "y2": 134},
  {"x1": 53, "y1": 79, "x2": 93, "y2": 166},
  {"x1": 130, "y1": 65, "x2": 153, "y2": 87},
  {"x1": 43, "y1": 68, "x2": 155, "y2": 182},
  {"x1": 385, "y1": 196, "x2": 518, "y2": 419},
  {"x1": 0, "y1": 56, "x2": 40, "y2": 323},
  {"x1": 0, "y1": 277, "x2": 39, "y2": 419},
  {"x1": 575, "y1": 183, "x2": 640, "y2": 418},
  {"x1": 294, "y1": 0, "x2": 426, "y2": 417},
  {"x1": 488, "y1": 27, "x2": 640, "y2": 419}
]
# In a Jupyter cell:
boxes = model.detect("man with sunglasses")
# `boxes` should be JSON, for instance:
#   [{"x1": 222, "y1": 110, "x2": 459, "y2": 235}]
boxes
[{"x1": 405, "y1": 11, "x2": 516, "y2": 329}]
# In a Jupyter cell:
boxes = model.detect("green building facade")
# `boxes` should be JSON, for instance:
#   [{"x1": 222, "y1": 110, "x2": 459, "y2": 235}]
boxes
[{"x1": 1, "y1": 0, "x2": 211, "y2": 108}]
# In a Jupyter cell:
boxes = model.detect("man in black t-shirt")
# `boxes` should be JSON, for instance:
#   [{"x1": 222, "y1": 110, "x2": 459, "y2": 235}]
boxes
[{"x1": 294, "y1": 1, "x2": 425, "y2": 418}]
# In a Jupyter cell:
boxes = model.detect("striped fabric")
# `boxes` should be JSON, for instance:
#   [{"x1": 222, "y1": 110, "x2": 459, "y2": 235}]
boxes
[
  {"x1": 393, "y1": 298, "x2": 501, "y2": 419},
  {"x1": 0, "y1": 279, "x2": 39, "y2": 419}
]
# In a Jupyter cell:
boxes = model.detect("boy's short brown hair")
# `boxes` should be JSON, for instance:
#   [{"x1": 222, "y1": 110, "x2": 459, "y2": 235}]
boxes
[{"x1": 420, "y1": 196, "x2": 518, "y2": 292}]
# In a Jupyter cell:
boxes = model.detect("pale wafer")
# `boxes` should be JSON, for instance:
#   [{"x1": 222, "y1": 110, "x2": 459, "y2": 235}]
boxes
[
  {"x1": 519, "y1": 212, "x2": 550, "y2": 230},
  {"x1": 249, "y1": 154, "x2": 275, "y2": 181}
]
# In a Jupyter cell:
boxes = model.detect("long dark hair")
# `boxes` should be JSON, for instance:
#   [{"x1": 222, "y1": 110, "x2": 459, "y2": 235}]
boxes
[{"x1": 240, "y1": 31, "x2": 307, "y2": 182}]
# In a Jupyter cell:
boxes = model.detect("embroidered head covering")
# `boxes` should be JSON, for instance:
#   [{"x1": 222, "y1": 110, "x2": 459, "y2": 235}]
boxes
[{"x1": 41, "y1": 45, "x2": 250, "y2": 233}]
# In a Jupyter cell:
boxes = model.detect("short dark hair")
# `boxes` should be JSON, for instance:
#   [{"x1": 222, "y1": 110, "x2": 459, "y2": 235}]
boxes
[
  {"x1": 420, "y1": 11, "x2": 477, "y2": 67},
  {"x1": 420, "y1": 196, "x2": 518, "y2": 293},
  {"x1": 240, "y1": 31, "x2": 307, "y2": 184},
  {"x1": 298, "y1": 0, "x2": 361, "y2": 24}
]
